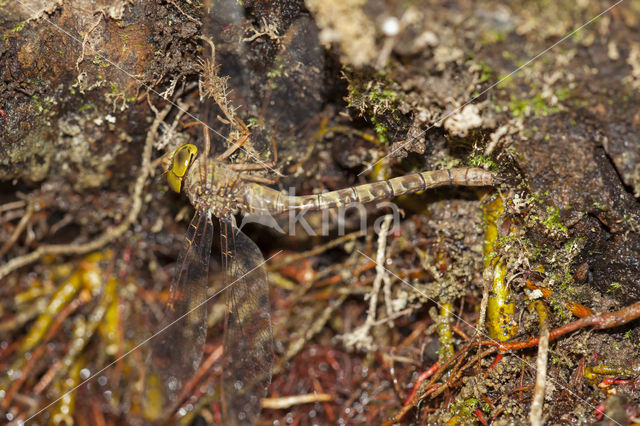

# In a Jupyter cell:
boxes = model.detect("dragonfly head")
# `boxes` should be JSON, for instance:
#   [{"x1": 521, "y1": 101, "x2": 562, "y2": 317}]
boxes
[{"x1": 166, "y1": 144, "x2": 198, "y2": 193}]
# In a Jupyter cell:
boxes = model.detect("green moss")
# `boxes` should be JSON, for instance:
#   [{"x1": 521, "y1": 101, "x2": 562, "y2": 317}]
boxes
[
  {"x1": 505, "y1": 146, "x2": 524, "y2": 159},
  {"x1": 549, "y1": 296, "x2": 567, "y2": 320},
  {"x1": 542, "y1": 205, "x2": 568, "y2": 234},
  {"x1": 31, "y1": 94, "x2": 54, "y2": 115},
  {"x1": 496, "y1": 74, "x2": 512, "y2": 90},
  {"x1": 266, "y1": 69, "x2": 282, "y2": 78},
  {"x1": 607, "y1": 282, "x2": 621, "y2": 293},
  {"x1": 368, "y1": 87, "x2": 398, "y2": 105},
  {"x1": 592, "y1": 201, "x2": 607, "y2": 211},
  {"x1": 476, "y1": 61, "x2": 493, "y2": 83},
  {"x1": 370, "y1": 116, "x2": 388, "y2": 143},
  {"x1": 448, "y1": 397, "x2": 484, "y2": 423},
  {"x1": 572, "y1": 99, "x2": 589, "y2": 107},
  {"x1": 12, "y1": 21, "x2": 25, "y2": 32},
  {"x1": 506, "y1": 93, "x2": 559, "y2": 117},
  {"x1": 556, "y1": 87, "x2": 571, "y2": 101},
  {"x1": 469, "y1": 155, "x2": 498, "y2": 171},
  {"x1": 344, "y1": 68, "x2": 402, "y2": 118},
  {"x1": 571, "y1": 27, "x2": 585, "y2": 42},
  {"x1": 78, "y1": 103, "x2": 97, "y2": 113},
  {"x1": 527, "y1": 190, "x2": 550, "y2": 205},
  {"x1": 502, "y1": 51, "x2": 515, "y2": 61},
  {"x1": 482, "y1": 29, "x2": 506, "y2": 44},
  {"x1": 247, "y1": 117, "x2": 259, "y2": 128}
]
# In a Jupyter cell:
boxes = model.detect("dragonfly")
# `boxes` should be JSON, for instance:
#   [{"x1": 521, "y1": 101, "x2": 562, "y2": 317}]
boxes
[{"x1": 146, "y1": 1, "x2": 497, "y2": 425}]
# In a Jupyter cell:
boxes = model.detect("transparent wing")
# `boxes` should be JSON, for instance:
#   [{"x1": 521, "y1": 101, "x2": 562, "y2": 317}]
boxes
[
  {"x1": 146, "y1": 209, "x2": 213, "y2": 410},
  {"x1": 220, "y1": 219, "x2": 274, "y2": 425}
]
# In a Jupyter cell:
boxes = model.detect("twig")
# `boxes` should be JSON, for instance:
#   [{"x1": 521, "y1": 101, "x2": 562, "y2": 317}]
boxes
[
  {"x1": 391, "y1": 342, "x2": 473, "y2": 421},
  {"x1": 274, "y1": 294, "x2": 347, "y2": 375},
  {"x1": 0, "y1": 200, "x2": 27, "y2": 213},
  {"x1": 0, "y1": 345, "x2": 47, "y2": 410},
  {"x1": 483, "y1": 300, "x2": 640, "y2": 351},
  {"x1": 166, "y1": 0, "x2": 201, "y2": 25},
  {"x1": 372, "y1": 305, "x2": 418, "y2": 326},
  {"x1": 261, "y1": 393, "x2": 333, "y2": 410},
  {"x1": 0, "y1": 102, "x2": 171, "y2": 280},
  {"x1": 243, "y1": 17, "x2": 280, "y2": 42},
  {"x1": 76, "y1": 10, "x2": 106, "y2": 70},
  {"x1": 0, "y1": 201, "x2": 34, "y2": 256},
  {"x1": 171, "y1": 345, "x2": 224, "y2": 417},
  {"x1": 403, "y1": 362, "x2": 440, "y2": 407},
  {"x1": 339, "y1": 215, "x2": 393, "y2": 350},
  {"x1": 368, "y1": 215, "x2": 394, "y2": 324},
  {"x1": 529, "y1": 302, "x2": 550, "y2": 426}
]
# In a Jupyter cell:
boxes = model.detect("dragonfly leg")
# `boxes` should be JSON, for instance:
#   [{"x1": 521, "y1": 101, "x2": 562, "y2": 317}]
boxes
[
  {"x1": 270, "y1": 135, "x2": 278, "y2": 164},
  {"x1": 227, "y1": 136, "x2": 278, "y2": 171},
  {"x1": 239, "y1": 172, "x2": 279, "y2": 185},
  {"x1": 216, "y1": 117, "x2": 251, "y2": 161},
  {"x1": 228, "y1": 160, "x2": 276, "y2": 171},
  {"x1": 203, "y1": 125, "x2": 211, "y2": 159}
]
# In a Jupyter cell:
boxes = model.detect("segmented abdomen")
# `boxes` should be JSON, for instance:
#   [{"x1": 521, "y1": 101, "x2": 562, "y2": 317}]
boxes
[{"x1": 242, "y1": 167, "x2": 496, "y2": 215}]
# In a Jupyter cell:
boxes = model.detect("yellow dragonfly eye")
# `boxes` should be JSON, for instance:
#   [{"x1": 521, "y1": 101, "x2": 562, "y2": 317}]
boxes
[{"x1": 167, "y1": 144, "x2": 198, "y2": 193}]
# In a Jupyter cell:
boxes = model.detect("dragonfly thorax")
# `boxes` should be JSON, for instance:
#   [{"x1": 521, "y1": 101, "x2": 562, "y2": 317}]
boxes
[{"x1": 182, "y1": 158, "x2": 249, "y2": 218}]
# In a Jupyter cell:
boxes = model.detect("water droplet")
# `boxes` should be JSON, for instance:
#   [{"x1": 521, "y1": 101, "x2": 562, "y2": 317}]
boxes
[
  {"x1": 80, "y1": 368, "x2": 91, "y2": 380},
  {"x1": 382, "y1": 17, "x2": 400, "y2": 37},
  {"x1": 168, "y1": 377, "x2": 178, "y2": 391}
]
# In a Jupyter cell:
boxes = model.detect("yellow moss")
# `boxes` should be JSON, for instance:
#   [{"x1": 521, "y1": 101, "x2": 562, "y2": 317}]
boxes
[
  {"x1": 438, "y1": 302, "x2": 455, "y2": 362},
  {"x1": 143, "y1": 370, "x2": 166, "y2": 421},
  {"x1": 529, "y1": 300, "x2": 549, "y2": 327},
  {"x1": 99, "y1": 277, "x2": 120, "y2": 356},
  {"x1": 49, "y1": 356, "x2": 84, "y2": 426},
  {"x1": 483, "y1": 196, "x2": 518, "y2": 341},
  {"x1": 20, "y1": 251, "x2": 112, "y2": 353},
  {"x1": 21, "y1": 270, "x2": 82, "y2": 352}
]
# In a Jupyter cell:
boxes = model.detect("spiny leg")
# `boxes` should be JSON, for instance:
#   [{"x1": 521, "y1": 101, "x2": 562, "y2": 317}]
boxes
[
  {"x1": 184, "y1": 119, "x2": 240, "y2": 161},
  {"x1": 239, "y1": 173, "x2": 279, "y2": 185},
  {"x1": 203, "y1": 123, "x2": 211, "y2": 160},
  {"x1": 180, "y1": 120, "x2": 212, "y2": 159},
  {"x1": 216, "y1": 117, "x2": 251, "y2": 161},
  {"x1": 228, "y1": 136, "x2": 278, "y2": 171},
  {"x1": 233, "y1": 137, "x2": 280, "y2": 185}
]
